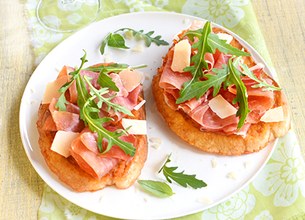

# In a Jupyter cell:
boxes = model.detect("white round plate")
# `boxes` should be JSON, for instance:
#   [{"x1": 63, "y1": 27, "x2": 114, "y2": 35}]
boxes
[{"x1": 20, "y1": 12, "x2": 276, "y2": 220}]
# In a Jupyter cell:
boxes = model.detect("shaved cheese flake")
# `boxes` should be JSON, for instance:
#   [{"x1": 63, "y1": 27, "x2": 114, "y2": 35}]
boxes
[
  {"x1": 249, "y1": 63, "x2": 265, "y2": 72},
  {"x1": 51, "y1": 131, "x2": 79, "y2": 157},
  {"x1": 217, "y1": 33, "x2": 233, "y2": 44},
  {"x1": 171, "y1": 39, "x2": 191, "y2": 72},
  {"x1": 133, "y1": 100, "x2": 146, "y2": 111},
  {"x1": 122, "y1": 118, "x2": 147, "y2": 135},
  {"x1": 119, "y1": 69, "x2": 144, "y2": 92},
  {"x1": 260, "y1": 106, "x2": 284, "y2": 122},
  {"x1": 42, "y1": 76, "x2": 68, "y2": 104},
  {"x1": 208, "y1": 95, "x2": 237, "y2": 119}
]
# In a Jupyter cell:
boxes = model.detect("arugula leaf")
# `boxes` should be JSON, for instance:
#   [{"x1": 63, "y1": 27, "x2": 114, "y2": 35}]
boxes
[
  {"x1": 98, "y1": 72, "x2": 119, "y2": 92},
  {"x1": 183, "y1": 29, "x2": 249, "y2": 57},
  {"x1": 116, "y1": 28, "x2": 169, "y2": 47},
  {"x1": 137, "y1": 180, "x2": 174, "y2": 198},
  {"x1": 176, "y1": 65, "x2": 228, "y2": 104},
  {"x1": 84, "y1": 76, "x2": 133, "y2": 116},
  {"x1": 86, "y1": 63, "x2": 129, "y2": 73},
  {"x1": 100, "y1": 28, "x2": 169, "y2": 54},
  {"x1": 100, "y1": 33, "x2": 129, "y2": 54},
  {"x1": 87, "y1": 63, "x2": 147, "y2": 92},
  {"x1": 208, "y1": 33, "x2": 250, "y2": 57},
  {"x1": 227, "y1": 57, "x2": 250, "y2": 129},
  {"x1": 82, "y1": 97, "x2": 135, "y2": 155},
  {"x1": 159, "y1": 155, "x2": 207, "y2": 189},
  {"x1": 56, "y1": 51, "x2": 136, "y2": 155},
  {"x1": 240, "y1": 63, "x2": 281, "y2": 91},
  {"x1": 178, "y1": 21, "x2": 212, "y2": 102},
  {"x1": 107, "y1": 33, "x2": 129, "y2": 49},
  {"x1": 56, "y1": 52, "x2": 88, "y2": 111}
]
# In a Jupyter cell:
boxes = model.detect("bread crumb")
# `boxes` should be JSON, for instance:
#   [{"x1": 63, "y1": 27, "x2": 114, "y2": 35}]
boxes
[
  {"x1": 30, "y1": 88, "x2": 36, "y2": 93},
  {"x1": 145, "y1": 76, "x2": 150, "y2": 81}
]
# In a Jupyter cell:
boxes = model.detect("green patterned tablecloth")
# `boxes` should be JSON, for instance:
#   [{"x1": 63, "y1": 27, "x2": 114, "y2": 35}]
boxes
[{"x1": 25, "y1": 0, "x2": 305, "y2": 219}]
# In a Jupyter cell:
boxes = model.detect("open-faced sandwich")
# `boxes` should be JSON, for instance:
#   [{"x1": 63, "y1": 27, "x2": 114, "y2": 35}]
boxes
[
  {"x1": 152, "y1": 20, "x2": 290, "y2": 155},
  {"x1": 37, "y1": 53, "x2": 147, "y2": 192}
]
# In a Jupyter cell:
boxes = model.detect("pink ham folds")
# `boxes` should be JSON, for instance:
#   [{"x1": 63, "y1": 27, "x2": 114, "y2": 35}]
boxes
[
  {"x1": 159, "y1": 29, "x2": 278, "y2": 137},
  {"x1": 41, "y1": 65, "x2": 144, "y2": 180}
]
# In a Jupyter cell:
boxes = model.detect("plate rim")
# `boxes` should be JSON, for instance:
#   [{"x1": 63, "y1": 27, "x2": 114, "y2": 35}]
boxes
[{"x1": 19, "y1": 11, "x2": 277, "y2": 220}]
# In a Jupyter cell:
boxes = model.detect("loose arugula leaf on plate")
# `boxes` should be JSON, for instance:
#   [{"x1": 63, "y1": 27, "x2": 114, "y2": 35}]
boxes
[
  {"x1": 116, "y1": 28, "x2": 169, "y2": 47},
  {"x1": 159, "y1": 155, "x2": 207, "y2": 189},
  {"x1": 208, "y1": 33, "x2": 250, "y2": 57},
  {"x1": 240, "y1": 63, "x2": 281, "y2": 91},
  {"x1": 100, "y1": 33, "x2": 129, "y2": 54},
  {"x1": 138, "y1": 180, "x2": 174, "y2": 198},
  {"x1": 100, "y1": 28, "x2": 169, "y2": 54}
]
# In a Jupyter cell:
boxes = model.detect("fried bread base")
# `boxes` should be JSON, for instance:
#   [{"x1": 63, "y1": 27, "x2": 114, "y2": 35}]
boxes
[
  {"x1": 36, "y1": 101, "x2": 147, "y2": 192},
  {"x1": 152, "y1": 33, "x2": 290, "y2": 155}
]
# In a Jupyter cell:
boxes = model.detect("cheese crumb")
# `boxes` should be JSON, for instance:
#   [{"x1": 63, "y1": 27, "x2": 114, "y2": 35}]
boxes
[
  {"x1": 149, "y1": 137, "x2": 162, "y2": 149},
  {"x1": 244, "y1": 161, "x2": 252, "y2": 169},
  {"x1": 226, "y1": 172, "x2": 237, "y2": 180},
  {"x1": 211, "y1": 158, "x2": 218, "y2": 168},
  {"x1": 131, "y1": 44, "x2": 144, "y2": 52},
  {"x1": 133, "y1": 100, "x2": 146, "y2": 111},
  {"x1": 197, "y1": 196, "x2": 213, "y2": 205},
  {"x1": 149, "y1": 137, "x2": 162, "y2": 145}
]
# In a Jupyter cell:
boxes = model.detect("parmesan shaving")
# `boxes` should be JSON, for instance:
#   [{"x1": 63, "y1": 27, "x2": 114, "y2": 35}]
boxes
[
  {"x1": 260, "y1": 106, "x2": 284, "y2": 122},
  {"x1": 208, "y1": 95, "x2": 237, "y2": 119},
  {"x1": 51, "y1": 131, "x2": 79, "y2": 158},
  {"x1": 133, "y1": 100, "x2": 146, "y2": 111},
  {"x1": 216, "y1": 33, "x2": 233, "y2": 44},
  {"x1": 122, "y1": 118, "x2": 147, "y2": 135},
  {"x1": 171, "y1": 39, "x2": 191, "y2": 72}
]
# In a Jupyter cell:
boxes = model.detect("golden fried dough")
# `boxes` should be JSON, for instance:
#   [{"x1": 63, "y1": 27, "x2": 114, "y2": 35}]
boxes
[
  {"x1": 37, "y1": 101, "x2": 147, "y2": 192},
  {"x1": 152, "y1": 27, "x2": 290, "y2": 155}
]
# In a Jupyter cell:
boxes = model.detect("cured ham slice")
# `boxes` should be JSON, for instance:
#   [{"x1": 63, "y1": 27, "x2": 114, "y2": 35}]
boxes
[
  {"x1": 70, "y1": 138, "x2": 118, "y2": 179},
  {"x1": 70, "y1": 129, "x2": 136, "y2": 179},
  {"x1": 159, "y1": 50, "x2": 192, "y2": 90},
  {"x1": 48, "y1": 98, "x2": 84, "y2": 132}
]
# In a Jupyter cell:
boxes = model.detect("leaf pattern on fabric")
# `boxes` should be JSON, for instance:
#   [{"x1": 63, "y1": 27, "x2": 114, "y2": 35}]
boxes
[
  {"x1": 201, "y1": 186, "x2": 256, "y2": 220},
  {"x1": 25, "y1": 0, "x2": 305, "y2": 219},
  {"x1": 254, "y1": 210, "x2": 273, "y2": 220},
  {"x1": 252, "y1": 131, "x2": 305, "y2": 207},
  {"x1": 182, "y1": 0, "x2": 249, "y2": 28}
]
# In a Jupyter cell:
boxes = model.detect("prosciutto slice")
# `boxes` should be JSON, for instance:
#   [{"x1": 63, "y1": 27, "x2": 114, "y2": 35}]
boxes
[
  {"x1": 70, "y1": 128, "x2": 136, "y2": 179},
  {"x1": 48, "y1": 98, "x2": 84, "y2": 132},
  {"x1": 160, "y1": 41, "x2": 277, "y2": 136}
]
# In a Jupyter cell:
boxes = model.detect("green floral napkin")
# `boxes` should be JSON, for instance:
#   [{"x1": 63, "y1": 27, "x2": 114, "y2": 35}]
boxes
[{"x1": 25, "y1": 0, "x2": 305, "y2": 219}]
